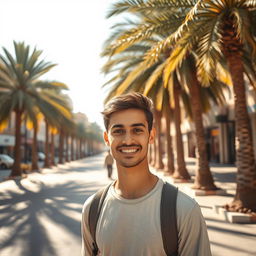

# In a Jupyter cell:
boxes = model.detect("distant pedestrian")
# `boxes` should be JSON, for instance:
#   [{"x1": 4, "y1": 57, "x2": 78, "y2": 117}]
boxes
[
  {"x1": 81, "y1": 92, "x2": 212, "y2": 256},
  {"x1": 104, "y1": 150, "x2": 114, "y2": 179}
]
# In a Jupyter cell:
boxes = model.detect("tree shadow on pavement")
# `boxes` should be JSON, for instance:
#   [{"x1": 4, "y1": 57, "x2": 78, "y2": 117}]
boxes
[
  {"x1": 55, "y1": 154, "x2": 105, "y2": 174},
  {"x1": 210, "y1": 240, "x2": 256, "y2": 256},
  {"x1": 212, "y1": 171, "x2": 236, "y2": 183},
  {"x1": 0, "y1": 179, "x2": 101, "y2": 256},
  {"x1": 206, "y1": 222, "x2": 256, "y2": 237},
  {"x1": 205, "y1": 217, "x2": 256, "y2": 255}
]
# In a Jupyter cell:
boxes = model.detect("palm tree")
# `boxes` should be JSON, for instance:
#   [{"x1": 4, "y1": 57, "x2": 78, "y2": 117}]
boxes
[
  {"x1": 49, "y1": 127, "x2": 58, "y2": 166},
  {"x1": 158, "y1": 0, "x2": 256, "y2": 212},
  {"x1": 172, "y1": 72, "x2": 190, "y2": 179},
  {"x1": 162, "y1": 93, "x2": 175, "y2": 174},
  {"x1": 101, "y1": 2, "x2": 228, "y2": 189},
  {"x1": 40, "y1": 84, "x2": 72, "y2": 168},
  {"x1": 57, "y1": 115, "x2": 74, "y2": 164},
  {"x1": 0, "y1": 41, "x2": 56, "y2": 177},
  {"x1": 23, "y1": 111, "x2": 41, "y2": 171},
  {"x1": 44, "y1": 119, "x2": 50, "y2": 168}
]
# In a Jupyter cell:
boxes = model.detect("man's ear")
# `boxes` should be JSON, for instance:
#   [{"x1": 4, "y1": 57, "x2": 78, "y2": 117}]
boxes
[
  {"x1": 149, "y1": 127, "x2": 156, "y2": 144},
  {"x1": 103, "y1": 131, "x2": 110, "y2": 146}
]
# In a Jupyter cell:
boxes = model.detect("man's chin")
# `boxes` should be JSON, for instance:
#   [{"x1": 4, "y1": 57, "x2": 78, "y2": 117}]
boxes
[
  {"x1": 121, "y1": 163, "x2": 139, "y2": 168},
  {"x1": 119, "y1": 158, "x2": 146, "y2": 168}
]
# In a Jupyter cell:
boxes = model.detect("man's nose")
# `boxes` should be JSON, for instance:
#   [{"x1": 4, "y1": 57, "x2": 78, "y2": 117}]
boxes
[{"x1": 122, "y1": 132, "x2": 134, "y2": 144}]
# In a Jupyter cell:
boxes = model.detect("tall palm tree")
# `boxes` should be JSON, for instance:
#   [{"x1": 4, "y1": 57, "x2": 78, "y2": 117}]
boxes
[
  {"x1": 57, "y1": 115, "x2": 74, "y2": 164},
  {"x1": 49, "y1": 127, "x2": 58, "y2": 166},
  {"x1": 162, "y1": 93, "x2": 175, "y2": 174},
  {"x1": 44, "y1": 119, "x2": 50, "y2": 168},
  {"x1": 0, "y1": 41, "x2": 56, "y2": 177},
  {"x1": 172, "y1": 72, "x2": 190, "y2": 179},
  {"x1": 101, "y1": 2, "x2": 227, "y2": 189},
  {"x1": 156, "y1": 0, "x2": 256, "y2": 211},
  {"x1": 40, "y1": 84, "x2": 72, "y2": 168}
]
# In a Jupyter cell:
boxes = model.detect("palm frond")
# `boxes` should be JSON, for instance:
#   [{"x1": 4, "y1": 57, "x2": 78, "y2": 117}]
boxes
[
  {"x1": 144, "y1": 60, "x2": 165, "y2": 95},
  {"x1": 33, "y1": 81, "x2": 68, "y2": 90},
  {"x1": 243, "y1": 54, "x2": 256, "y2": 90},
  {"x1": 29, "y1": 60, "x2": 56, "y2": 80},
  {"x1": 232, "y1": 8, "x2": 256, "y2": 57},
  {"x1": 180, "y1": 90, "x2": 193, "y2": 119},
  {"x1": 215, "y1": 62, "x2": 233, "y2": 87},
  {"x1": 0, "y1": 93, "x2": 13, "y2": 123},
  {"x1": 116, "y1": 61, "x2": 148, "y2": 95},
  {"x1": 107, "y1": 0, "x2": 195, "y2": 18},
  {"x1": 163, "y1": 44, "x2": 190, "y2": 87},
  {"x1": 155, "y1": 83, "x2": 164, "y2": 111},
  {"x1": 167, "y1": 74, "x2": 175, "y2": 108}
]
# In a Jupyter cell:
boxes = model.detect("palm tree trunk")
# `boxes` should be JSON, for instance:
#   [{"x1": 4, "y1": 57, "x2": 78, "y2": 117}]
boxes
[
  {"x1": 10, "y1": 110, "x2": 23, "y2": 176},
  {"x1": 164, "y1": 106, "x2": 175, "y2": 174},
  {"x1": 76, "y1": 139, "x2": 80, "y2": 160},
  {"x1": 58, "y1": 129, "x2": 64, "y2": 164},
  {"x1": 154, "y1": 110, "x2": 164, "y2": 170},
  {"x1": 44, "y1": 120, "x2": 50, "y2": 168},
  {"x1": 221, "y1": 16, "x2": 256, "y2": 211},
  {"x1": 83, "y1": 139, "x2": 86, "y2": 157},
  {"x1": 65, "y1": 135, "x2": 70, "y2": 162},
  {"x1": 226, "y1": 53, "x2": 256, "y2": 212},
  {"x1": 173, "y1": 78, "x2": 190, "y2": 180},
  {"x1": 50, "y1": 132, "x2": 56, "y2": 166},
  {"x1": 71, "y1": 136, "x2": 74, "y2": 161},
  {"x1": 148, "y1": 144, "x2": 153, "y2": 164},
  {"x1": 79, "y1": 139, "x2": 82, "y2": 158},
  {"x1": 188, "y1": 56, "x2": 216, "y2": 190},
  {"x1": 152, "y1": 141, "x2": 157, "y2": 166},
  {"x1": 31, "y1": 125, "x2": 39, "y2": 171}
]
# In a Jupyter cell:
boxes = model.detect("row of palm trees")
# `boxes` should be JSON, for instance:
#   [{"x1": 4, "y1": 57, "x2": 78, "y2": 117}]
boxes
[
  {"x1": 101, "y1": 0, "x2": 256, "y2": 213},
  {"x1": 0, "y1": 41, "x2": 103, "y2": 178}
]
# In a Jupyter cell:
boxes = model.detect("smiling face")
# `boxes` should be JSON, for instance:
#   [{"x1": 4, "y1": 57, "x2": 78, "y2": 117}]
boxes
[{"x1": 104, "y1": 108, "x2": 155, "y2": 169}]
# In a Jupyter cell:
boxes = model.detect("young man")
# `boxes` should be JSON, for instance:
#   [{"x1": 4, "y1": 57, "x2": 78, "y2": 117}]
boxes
[{"x1": 81, "y1": 92, "x2": 212, "y2": 256}]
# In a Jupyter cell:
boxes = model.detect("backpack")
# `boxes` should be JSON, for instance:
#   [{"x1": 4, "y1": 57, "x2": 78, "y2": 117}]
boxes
[{"x1": 88, "y1": 181, "x2": 178, "y2": 256}]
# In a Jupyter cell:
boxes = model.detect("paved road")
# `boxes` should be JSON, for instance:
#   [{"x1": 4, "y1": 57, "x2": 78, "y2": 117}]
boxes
[
  {"x1": 0, "y1": 153, "x2": 255, "y2": 256},
  {"x1": 0, "y1": 154, "x2": 111, "y2": 256}
]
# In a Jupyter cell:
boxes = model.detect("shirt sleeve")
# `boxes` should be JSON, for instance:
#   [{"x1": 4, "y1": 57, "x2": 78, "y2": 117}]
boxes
[
  {"x1": 81, "y1": 195, "x2": 94, "y2": 256},
  {"x1": 178, "y1": 203, "x2": 212, "y2": 256}
]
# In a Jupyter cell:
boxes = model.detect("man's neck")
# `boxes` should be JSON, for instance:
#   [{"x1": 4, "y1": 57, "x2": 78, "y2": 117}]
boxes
[{"x1": 114, "y1": 163, "x2": 159, "y2": 199}]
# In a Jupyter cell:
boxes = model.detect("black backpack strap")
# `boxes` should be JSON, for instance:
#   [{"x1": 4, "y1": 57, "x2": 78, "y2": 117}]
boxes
[
  {"x1": 161, "y1": 182, "x2": 179, "y2": 256},
  {"x1": 88, "y1": 183, "x2": 112, "y2": 256}
]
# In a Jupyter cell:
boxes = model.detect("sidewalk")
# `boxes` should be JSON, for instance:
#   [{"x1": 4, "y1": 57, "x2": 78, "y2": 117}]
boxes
[{"x1": 155, "y1": 158, "x2": 256, "y2": 256}]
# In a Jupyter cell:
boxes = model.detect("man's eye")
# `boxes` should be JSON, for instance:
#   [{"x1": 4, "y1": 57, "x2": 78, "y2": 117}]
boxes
[
  {"x1": 113, "y1": 129, "x2": 125, "y2": 135},
  {"x1": 134, "y1": 128, "x2": 143, "y2": 133}
]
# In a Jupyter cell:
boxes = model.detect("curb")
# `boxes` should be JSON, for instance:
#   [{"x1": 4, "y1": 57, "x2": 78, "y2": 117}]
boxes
[
  {"x1": 214, "y1": 205, "x2": 256, "y2": 224},
  {"x1": 184, "y1": 186, "x2": 227, "y2": 196}
]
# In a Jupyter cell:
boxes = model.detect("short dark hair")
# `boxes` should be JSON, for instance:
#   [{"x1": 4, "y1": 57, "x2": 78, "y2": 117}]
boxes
[{"x1": 102, "y1": 92, "x2": 154, "y2": 131}]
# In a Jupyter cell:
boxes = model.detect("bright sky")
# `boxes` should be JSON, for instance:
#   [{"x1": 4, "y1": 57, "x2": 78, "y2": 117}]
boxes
[{"x1": 0, "y1": 0, "x2": 116, "y2": 129}]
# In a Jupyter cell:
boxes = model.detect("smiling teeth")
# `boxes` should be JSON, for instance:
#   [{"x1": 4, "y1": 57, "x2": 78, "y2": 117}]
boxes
[{"x1": 121, "y1": 149, "x2": 137, "y2": 153}]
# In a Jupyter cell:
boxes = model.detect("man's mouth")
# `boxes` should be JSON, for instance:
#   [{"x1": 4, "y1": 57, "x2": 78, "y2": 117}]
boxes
[
  {"x1": 120, "y1": 148, "x2": 138, "y2": 153},
  {"x1": 117, "y1": 145, "x2": 141, "y2": 154}
]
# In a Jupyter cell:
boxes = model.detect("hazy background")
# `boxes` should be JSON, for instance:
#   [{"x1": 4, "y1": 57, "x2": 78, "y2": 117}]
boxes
[{"x1": 0, "y1": 0, "x2": 116, "y2": 128}]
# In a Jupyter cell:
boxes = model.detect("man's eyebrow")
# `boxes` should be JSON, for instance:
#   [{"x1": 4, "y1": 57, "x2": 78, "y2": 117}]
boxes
[
  {"x1": 110, "y1": 123, "x2": 146, "y2": 129},
  {"x1": 111, "y1": 124, "x2": 124, "y2": 129},
  {"x1": 131, "y1": 123, "x2": 146, "y2": 127}
]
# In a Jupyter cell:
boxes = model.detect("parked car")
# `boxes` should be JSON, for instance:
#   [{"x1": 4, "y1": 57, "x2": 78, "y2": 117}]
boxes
[{"x1": 0, "y1": 154, "x2": 14, "y2": 169}]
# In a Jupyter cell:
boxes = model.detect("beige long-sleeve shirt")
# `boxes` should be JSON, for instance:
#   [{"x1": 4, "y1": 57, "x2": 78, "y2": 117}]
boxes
[{"x1": 81, "y1": 178, "x2": 212, "y2": 256}]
